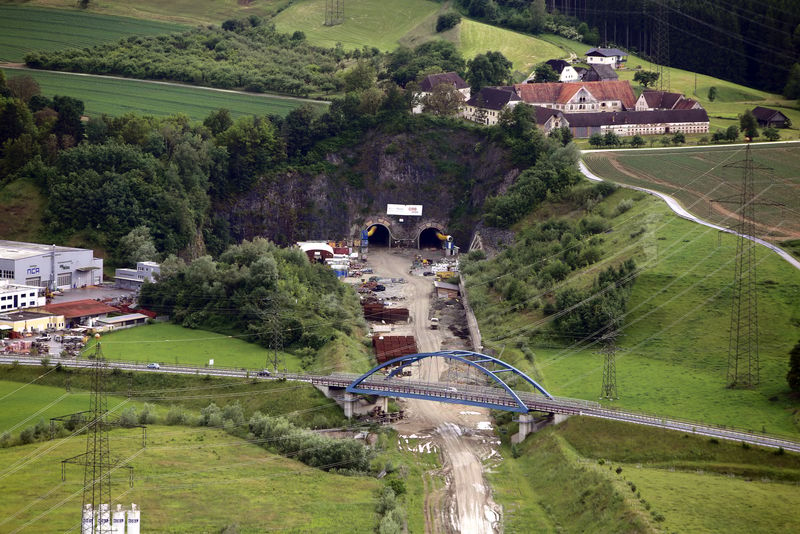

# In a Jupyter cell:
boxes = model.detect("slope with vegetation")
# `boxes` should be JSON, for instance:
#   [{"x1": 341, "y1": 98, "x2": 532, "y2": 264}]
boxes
[
  {"x1": 490, "y1": 416, "x2": 800, "y2": 533},
  {"x1": 463, "y1": 172, "x2": 800, "y2": 435},
  {"x1": 25, "y1": 17, "x2": 362, "y2": 98}
]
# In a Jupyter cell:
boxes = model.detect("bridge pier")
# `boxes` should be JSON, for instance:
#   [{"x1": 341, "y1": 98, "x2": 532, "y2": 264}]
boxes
[
  {"x1": 316, "y1": 385, "x2": 388, "y2": 419},
  {"x1": 512, "y1": 413, "x2": 571, "y2": 444}
]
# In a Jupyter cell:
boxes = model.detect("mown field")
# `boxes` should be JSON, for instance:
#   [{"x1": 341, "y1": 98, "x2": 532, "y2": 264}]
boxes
[
  {"x1": 582, "y1": 143, "x2": 800, "y2": 243},
  {"x1": 0, "y1": 379, "x2": 133, "y2": 434},
  {"x1": 17, "y1": 0, "x2": 283, "y2": 25},
  {"x1": 470, "y1": 188, "x2": 800, "y2": 436},
  {"x1": 0, "y1": 425, "x2": 381, "y2": 533},
  {"x1": 458, "y1": 19, "x2": 562, "y2": 75},
  {"x1": 83, "y1": 322, "x2": 373, "y2": 375},
  {"x1": 1, "y1": 68, "x2": 328, "y2": 120},
  {"x1": 490, "y1": 417, "x2": 800, "y2": 534},
  {"x1": 0, "y1": 5, "x2": 184, "y2": 62},
  {"x1": 273, "y1": 0, "x2": 441, "y2": 51},
  {"x1": 84, "y1": 322, "x2": 304, "y2": 371}
]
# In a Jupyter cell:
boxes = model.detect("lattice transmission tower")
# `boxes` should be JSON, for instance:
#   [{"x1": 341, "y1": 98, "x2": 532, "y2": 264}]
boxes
[
  {"x1": 59, "y1": 340, "x2": 136, "y2": 533},
  {"x1": 651, "y1": 0, "x2": 670, "y2": 91},
  {"x1": 325, "y1": 0, "x2": 344, "y2": 26},
  {"x1": 723, "y1": 145, "x2": 763, "y2": 388}
]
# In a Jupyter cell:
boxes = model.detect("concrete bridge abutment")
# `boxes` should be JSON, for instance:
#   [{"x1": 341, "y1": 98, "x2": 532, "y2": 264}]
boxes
[{"x1": 511, "y1": 412, "x2": 571, "y2": 444}]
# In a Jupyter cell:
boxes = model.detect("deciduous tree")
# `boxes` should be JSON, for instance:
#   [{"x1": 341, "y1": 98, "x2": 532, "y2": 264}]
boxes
[{"x1": 633, "y1": 70, "x2": 659, "y2": 88}]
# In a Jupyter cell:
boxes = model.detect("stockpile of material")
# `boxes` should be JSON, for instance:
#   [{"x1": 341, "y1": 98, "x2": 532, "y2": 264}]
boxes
[{"x1": 373, "y1": 335, "x2": 417, "y2": 363}]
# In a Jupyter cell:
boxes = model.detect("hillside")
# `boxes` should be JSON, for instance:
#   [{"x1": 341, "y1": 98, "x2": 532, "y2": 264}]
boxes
[
  {"x1": 463, "y1": 183, "x2": 800, "y2": 436},
  {"x1": 491, "y1": 416, "x2": 800, "y2": 533}
]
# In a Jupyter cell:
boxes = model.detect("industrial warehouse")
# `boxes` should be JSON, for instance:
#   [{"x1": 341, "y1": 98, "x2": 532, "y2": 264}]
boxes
[{"x1": 0, "y1": 240, "x2": 103, "y2": 289}]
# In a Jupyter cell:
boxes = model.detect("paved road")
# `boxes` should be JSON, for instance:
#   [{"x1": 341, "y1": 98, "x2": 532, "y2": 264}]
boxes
[{"x1": 5, "y1": 355, "x2": 799, "y2": 455}]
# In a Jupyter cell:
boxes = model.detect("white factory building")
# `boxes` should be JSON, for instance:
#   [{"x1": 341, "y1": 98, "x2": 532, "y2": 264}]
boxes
[
  {"x1": 0, "y1": 280, "x2": 45, "y2": 312},
  {"x1": 114, "y1": 261, "x2": 161, "y2": 290},
  {"x1": 0, "y1": 240, "x2": 103, "y2": 290}
]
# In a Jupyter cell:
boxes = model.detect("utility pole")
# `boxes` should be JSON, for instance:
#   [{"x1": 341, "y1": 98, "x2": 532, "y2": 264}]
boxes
[
  {"x1": 269, "y1": 312, "x2": 284, "y2": 372},
  {"x1": 651, "y1": 0, "x2": 670, "y2": 92},
  {"x1": 599, "y1": 330, "x2": 619, "y2": 400}
]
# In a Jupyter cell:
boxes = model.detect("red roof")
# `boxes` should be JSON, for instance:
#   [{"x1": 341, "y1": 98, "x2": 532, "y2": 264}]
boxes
[
  {"x1": 514, "y1": 81, "x2": 636, "y2": 110},
  {"x1": 43, "y1": 299, "x2": 119, "y2": 319}
]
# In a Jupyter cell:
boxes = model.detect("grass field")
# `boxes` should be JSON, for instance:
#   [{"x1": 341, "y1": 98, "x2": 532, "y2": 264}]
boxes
[
  {"x1": 1, "y1": 68, "x2": 328, "y2": 120},
  {"x1": 458, "y1": 19, "x2": 563, "y2": 76},
  {"x1": 84, "y1": 322, "x2": 307, "y2": 371},
  {"x1": 0, "y1": 379, "x2": 134, "y2": 436},
  {"x1": 20, "y1": 0, "x2": 284, "y2": 25},
  {"x1": 0, "y1": 425, "x2": 381, "y2": 532},
  {"x1": 0, "y1": 5, "x2": 184, "y2": 62},
  {"x1": 490, "y1": 417, "x2": 800, "y2": 534},
  {"x1": 582, "y1": 143, "x2": 800, "y2": 243},
  {"x1": 0, "y1": 364, "x2": 349, "y2": 429},
  {"x1": 273, "y1": 0, "x2": 441, "y2": 51},
  {"x1": 472, "y1": 188, "x2": 800, "y2": 436}
]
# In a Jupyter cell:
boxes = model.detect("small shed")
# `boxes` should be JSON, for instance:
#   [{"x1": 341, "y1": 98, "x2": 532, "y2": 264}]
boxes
[
  {"x1": 297, "y1": 242, "x2": 334, "y2": 264},
  {"x1": 434, "y1": 281, "x2": 460, "y2": 299},
  {"x1": 96, "y1": 313, "x2": 149, "y2": 331},
  {"x1": 751, "y1": 107, "x2": 790, "y2": 128}
]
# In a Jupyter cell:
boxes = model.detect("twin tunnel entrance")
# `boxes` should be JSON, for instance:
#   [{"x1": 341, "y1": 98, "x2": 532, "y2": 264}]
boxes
[{"x1": 366, "y1": 224, "x2": 449, "y2": 249}]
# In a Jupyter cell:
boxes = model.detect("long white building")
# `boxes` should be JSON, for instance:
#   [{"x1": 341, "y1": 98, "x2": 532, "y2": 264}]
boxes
[{"x1": 0, "y1": 240, "x2": 103, "y2": 290}]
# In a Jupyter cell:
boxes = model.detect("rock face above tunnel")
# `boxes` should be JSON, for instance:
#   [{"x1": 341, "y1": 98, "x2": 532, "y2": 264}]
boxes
[{"x1": 222, "y1": 126, "x2": 519, "y2": 248}]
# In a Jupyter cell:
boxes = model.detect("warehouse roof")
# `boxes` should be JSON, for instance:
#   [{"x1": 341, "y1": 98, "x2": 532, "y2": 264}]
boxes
[
  {"x1": 43, "y1": 299, "x2": 119, "y2": 319},
  {"x1": 0, "y1": 240, "x2": 89, "y2": 261}
]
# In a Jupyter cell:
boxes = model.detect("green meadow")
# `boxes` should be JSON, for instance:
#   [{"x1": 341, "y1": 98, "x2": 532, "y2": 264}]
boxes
[
  {"x1": 1, "y1": 68, "x2": 328, "y2": 120},
  {"x1": 84, "y1": 322, "x2": 305, "y2": 371},
  {"x1": 273, "y1": 0, "x2": 441, "y2": 51},
  {"x1": 18, "y1": 0, "x2": 282, "y2": 25},
  {"x1": 0, "y1": 425, "x2": 381, "y2": 532},
  {"x1": 0, "y1": 379, "x2": 133, "y2": 434},
  {"x1": 0, "y1": 5, "x2": 184, "y2": 62},
  {"x1": 490, "y1": 417, "x2": 800, "y2": 534}
]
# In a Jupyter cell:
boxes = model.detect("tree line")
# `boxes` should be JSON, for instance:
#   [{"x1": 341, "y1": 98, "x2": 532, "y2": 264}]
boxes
[{"x1": 24, "y1": 16, "x2": 379, "y2": 97}]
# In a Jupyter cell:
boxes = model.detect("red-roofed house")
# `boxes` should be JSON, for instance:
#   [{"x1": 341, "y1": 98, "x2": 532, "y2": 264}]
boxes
[
  {"x1": 513, "y1": 81, "x2": 636, "y2": 112},
  {"x1": 42, "y1": 299, "x2": 119, "y2": 328}
]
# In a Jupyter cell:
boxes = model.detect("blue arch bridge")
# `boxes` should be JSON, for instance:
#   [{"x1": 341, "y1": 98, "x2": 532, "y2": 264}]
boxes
[{"x1": 312, "y1": 350, "x2": 599, "y2": 442}]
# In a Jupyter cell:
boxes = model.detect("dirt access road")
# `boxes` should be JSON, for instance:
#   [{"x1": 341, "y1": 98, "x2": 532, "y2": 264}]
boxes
[{"x1": 367, "y1": 249, "x2": 502, "y2": 534}]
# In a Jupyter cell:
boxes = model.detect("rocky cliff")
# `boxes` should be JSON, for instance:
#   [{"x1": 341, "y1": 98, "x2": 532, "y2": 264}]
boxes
[{"x1": 221, "y1": 125, "x2": 520, "y2": 247}]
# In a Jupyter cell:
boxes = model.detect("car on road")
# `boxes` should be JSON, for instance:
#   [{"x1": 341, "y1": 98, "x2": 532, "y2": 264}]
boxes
[
  {"x1": 257, "y1": 370, "x2": 271, "y2": 377},
  {"x1": 446, "y1": 386, "x2": 457, "y2": 392},
  {"x1": 423, "y1": 271, "x2": 434, "y2": 276},
  {"x1": 147, "y1": 363, "x2": 160, "y2": 369},
  {"x1": 373, "y1": 284, "x2": 386, "y2": 291}
]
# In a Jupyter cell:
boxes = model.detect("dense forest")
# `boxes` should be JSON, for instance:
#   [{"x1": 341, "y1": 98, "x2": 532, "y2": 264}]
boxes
[{"x1": 456, "y1": 0, "x2": 800, "y2": 94}]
